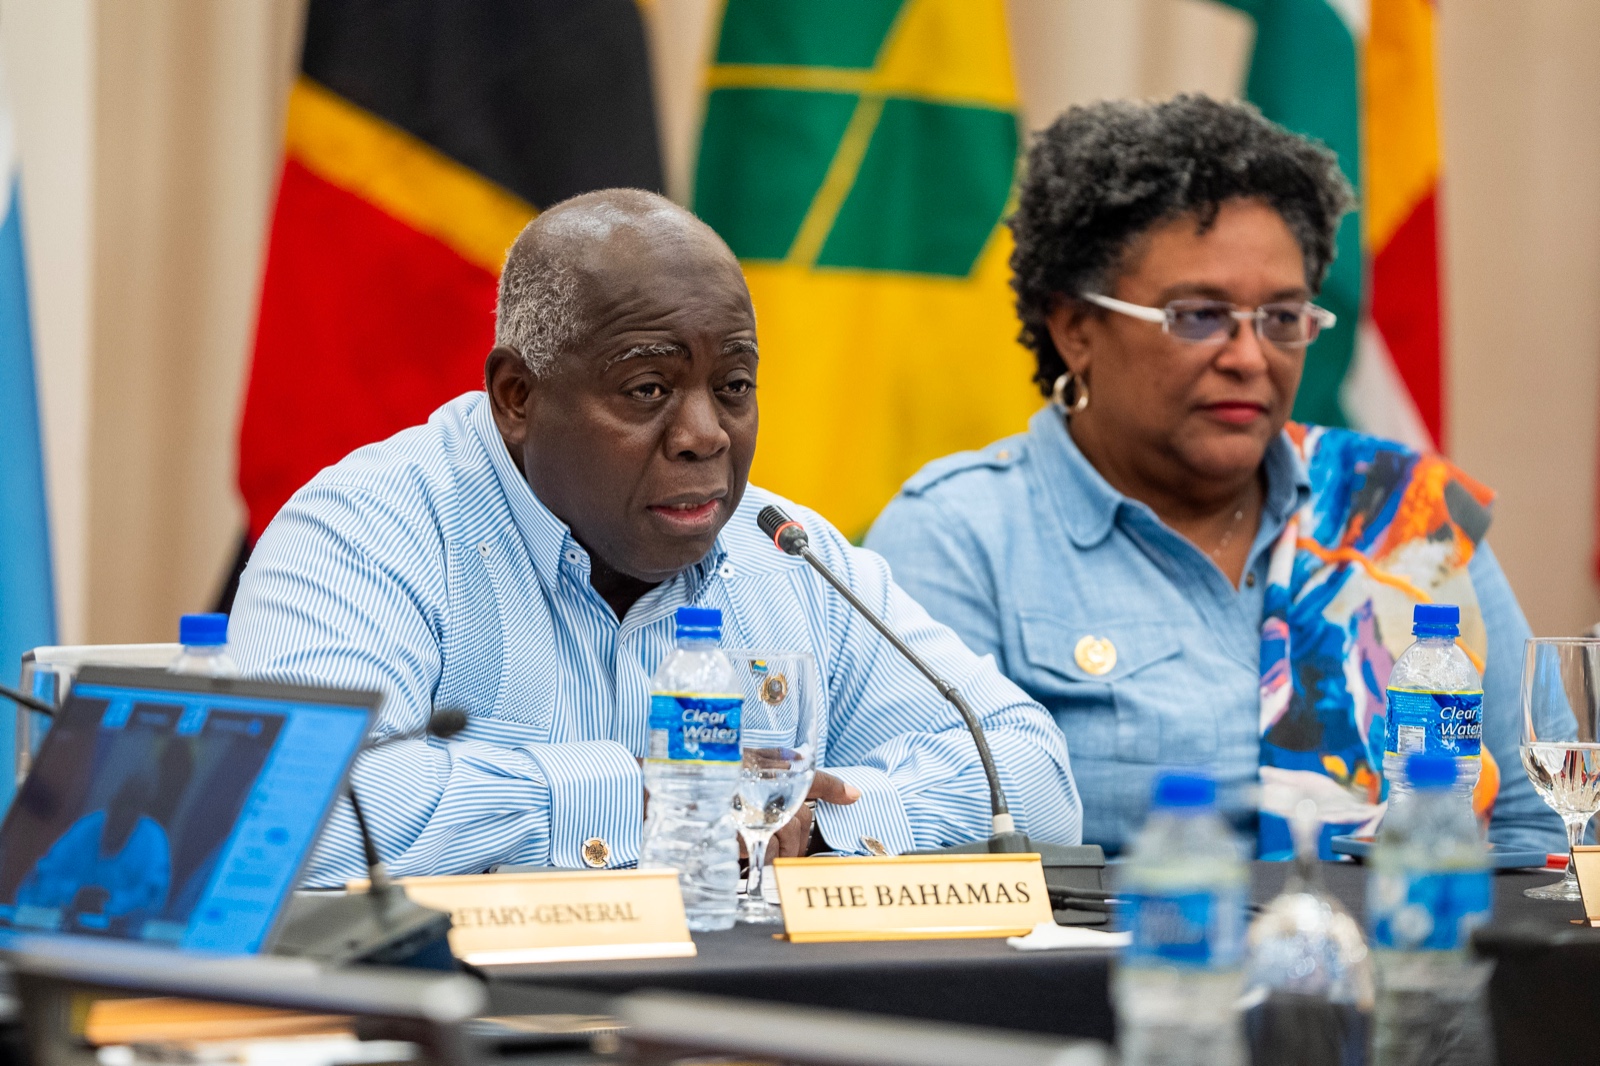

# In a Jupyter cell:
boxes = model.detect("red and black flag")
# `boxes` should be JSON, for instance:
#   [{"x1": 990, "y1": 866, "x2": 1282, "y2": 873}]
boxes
[{"x1": 236, "y1": 0, "x2": 662, "y2": 550}]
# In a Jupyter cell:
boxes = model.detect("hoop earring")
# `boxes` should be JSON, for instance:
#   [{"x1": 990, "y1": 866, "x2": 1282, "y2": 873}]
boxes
[{"x1": 1052, "y1": 372, "x2": 1089, "y2": 415}]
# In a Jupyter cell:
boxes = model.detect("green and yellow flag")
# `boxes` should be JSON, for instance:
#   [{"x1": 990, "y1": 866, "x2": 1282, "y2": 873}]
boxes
[{"x1": 693, "y1": 0, "x2": 1039, "y2": 536}]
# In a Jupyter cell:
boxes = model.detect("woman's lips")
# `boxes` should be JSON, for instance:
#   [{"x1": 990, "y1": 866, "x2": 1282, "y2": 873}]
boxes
[
  {"x1": 1202, "y1": 401, "x2": 1268, "y2": 425},
  {"x1": 647, "y1": 498, "x2": 723, "y2": 533}
]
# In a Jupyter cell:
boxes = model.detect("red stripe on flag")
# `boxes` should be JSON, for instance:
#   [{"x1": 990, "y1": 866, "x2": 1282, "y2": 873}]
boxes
[
  {"x1": 239, "y1": 159, "x2": 497, "y2": 541},
  {"x1": 1369, "y1": 188, "x2": 1444, "y2": 446}
]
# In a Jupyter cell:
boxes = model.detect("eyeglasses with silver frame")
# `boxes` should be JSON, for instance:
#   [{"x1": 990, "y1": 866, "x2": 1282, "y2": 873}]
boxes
[{"x1": 1080, "y1": 292, "x2": 1336, "y2": 349}]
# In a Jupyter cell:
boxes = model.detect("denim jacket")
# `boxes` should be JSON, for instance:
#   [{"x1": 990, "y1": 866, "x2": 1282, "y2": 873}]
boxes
[{"x1": 867, "y1": 406, "x2": 1562, "y2": 855}]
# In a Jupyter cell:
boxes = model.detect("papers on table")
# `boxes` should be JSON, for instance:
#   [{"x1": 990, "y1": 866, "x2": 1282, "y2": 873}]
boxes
[{"x1": 1007, "y1": 921, "x2": 1130, "y2": 951}]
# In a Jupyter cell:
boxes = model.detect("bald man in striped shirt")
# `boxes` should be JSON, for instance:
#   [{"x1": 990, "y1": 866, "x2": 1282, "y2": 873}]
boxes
[{"x1": 230, "y1": 189, "x2": 1081, "y2": 885}]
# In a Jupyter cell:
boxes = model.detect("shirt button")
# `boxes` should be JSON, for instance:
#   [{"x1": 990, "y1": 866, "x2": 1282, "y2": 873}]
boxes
[
  {"x1": 719, "y1": 561, "x2": 735, "y2": 579},
  {"x1": 564, "y1": 549, "x2": 582, "y2": 565},
  {"x1": 581, "y1": 837, "x2": 611, "y2": 868},
  {"x1": 1245, "y1": 572, "x2": 1257, "y2": 588},
  {"x1": 477, "y1": 543, "x2": 489, "y2": 558}
]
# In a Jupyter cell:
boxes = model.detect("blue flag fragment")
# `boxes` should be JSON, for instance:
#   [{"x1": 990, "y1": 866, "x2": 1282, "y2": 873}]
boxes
[{"x1": 0, "y1": 71, "x2": 58, "y2": 806}]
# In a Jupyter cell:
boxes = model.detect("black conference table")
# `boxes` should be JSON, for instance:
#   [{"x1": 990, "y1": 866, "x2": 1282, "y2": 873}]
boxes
[{"x1": 485, "y1": 861, "x2": 1588, "y2": 1045}]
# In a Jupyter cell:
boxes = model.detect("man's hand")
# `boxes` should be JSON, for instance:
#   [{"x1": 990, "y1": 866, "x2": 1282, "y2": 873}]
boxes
[
  {"x1": 767, "y1": 770, "x2": 859, "y2": 859},
  {"x1": 651, "y1": 748, "x2": 861, "y2": 862}
]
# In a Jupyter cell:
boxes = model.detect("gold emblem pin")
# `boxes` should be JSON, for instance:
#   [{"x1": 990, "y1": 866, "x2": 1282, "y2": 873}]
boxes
[
  {"x1": 1074, "y1": 635, "x2": 1117, "y2": 676},
  {"x1": 581, "y1": 837, "x2": 611, "y2": 868},
  {"x1": 760, "y1": 673, "x2": 789, "y2": 705}
]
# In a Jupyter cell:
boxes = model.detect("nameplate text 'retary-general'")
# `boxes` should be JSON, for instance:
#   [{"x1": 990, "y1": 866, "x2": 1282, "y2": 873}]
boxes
[{"x1": 353, "y1": 869, "x2": 696, "y2": 965}]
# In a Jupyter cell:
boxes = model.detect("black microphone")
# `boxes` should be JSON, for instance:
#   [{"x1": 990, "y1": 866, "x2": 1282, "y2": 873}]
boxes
[
  {"x1": 0, "y1": 684, "x2": 56, "y2": 717},
  {"x1": 361, "y1": 707, "x2": 467, "y2": 751},
  {"x1": 757, "y1": 505, "x2": 1028, "y2": 854}
]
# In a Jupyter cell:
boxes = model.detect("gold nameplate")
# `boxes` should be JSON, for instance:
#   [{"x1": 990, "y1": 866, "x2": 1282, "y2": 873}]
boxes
[
  {"x1": 771, "y1": 853, "x2": 1053, "y2": 942},
  {"x1": 1572, "y1": 846, "x2": 1600, "y2": 925},
  {"x1": 364, "y1": 870, "x2": 696, "y2": 966}
]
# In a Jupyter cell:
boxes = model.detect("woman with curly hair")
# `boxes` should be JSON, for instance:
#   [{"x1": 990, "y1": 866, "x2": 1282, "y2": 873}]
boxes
[{"x1": 867, "y1": 95, "x2": 1565, "y2": 858}]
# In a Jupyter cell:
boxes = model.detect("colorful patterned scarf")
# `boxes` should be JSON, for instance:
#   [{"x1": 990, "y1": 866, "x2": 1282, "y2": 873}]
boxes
[{"x1": 1258, "y1": 424, "x2": 1496, "y2": 859}]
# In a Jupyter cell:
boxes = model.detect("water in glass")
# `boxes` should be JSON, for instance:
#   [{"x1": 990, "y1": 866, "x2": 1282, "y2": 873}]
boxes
[
  {"x1": 723, "y1": 651, "x2": 823, "y2": 924},
  {"x1": 1519, "y1": 638, "x2": 1600, "y2": 901}
]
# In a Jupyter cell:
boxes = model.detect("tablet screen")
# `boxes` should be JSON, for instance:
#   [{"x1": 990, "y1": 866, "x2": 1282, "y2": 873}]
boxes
[{"x1": 0, "y1": 674, "x2": 372, "y2": 954}]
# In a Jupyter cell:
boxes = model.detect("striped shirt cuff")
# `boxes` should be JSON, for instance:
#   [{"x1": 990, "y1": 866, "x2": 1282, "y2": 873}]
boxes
[
  {"x1": 813, "y1": 765, "x2": 915, "y2": 856},
  {"x1": 520, "y1": 740, "x2": 641, "y2": 868}
]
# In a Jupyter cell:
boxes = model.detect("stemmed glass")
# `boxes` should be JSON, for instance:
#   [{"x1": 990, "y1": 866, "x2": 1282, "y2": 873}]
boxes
[
  {"x1": 1520, "y1": 637, "x2": 1600, "y2": 901},
  {"x1": 724, "y1": 651, "x2": 821, "y2": 925}
]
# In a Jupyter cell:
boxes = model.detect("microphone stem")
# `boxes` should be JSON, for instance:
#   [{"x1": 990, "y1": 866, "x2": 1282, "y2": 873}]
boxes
[
  {"x1": 347, "y1": 788, "x2": 394, "y2": 901},
  {"x1": 0, "y1": 681, "x2": 56, "y2": 713},
  {"x1": 0, "y1": 683, "x2": 56, "y2": 717},
  {"x1": 798, "y1": 547, "x2": 1010, "y2": 821}
]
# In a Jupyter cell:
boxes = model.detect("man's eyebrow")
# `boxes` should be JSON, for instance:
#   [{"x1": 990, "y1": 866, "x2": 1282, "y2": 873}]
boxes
[
  {"x1": 607, "y1": 341, "x2": 687, "y2": 367},
  {"x1": 604, "y1": 338, "x2": 757, "y2": 368}
]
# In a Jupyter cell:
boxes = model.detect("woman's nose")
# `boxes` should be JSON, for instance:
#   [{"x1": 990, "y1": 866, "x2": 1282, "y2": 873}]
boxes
[{"x1": 1214, "y1": 316, "x2": 1271, "y2": 375}]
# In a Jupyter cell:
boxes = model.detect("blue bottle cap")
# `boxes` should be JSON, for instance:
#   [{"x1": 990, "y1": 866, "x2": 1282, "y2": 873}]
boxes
[
  {"x1": 179, "y1": 613, "x2": 229, "y2": 647},
  {"x1": 1151, "y1": 772, "x2": 1216, "y2": 809},
  {"x1": 1412, "y1": 603, "x2": 1460, "y2": 638},
  {"x1": 1406, "y1": 752, "x2": 1459, "y2": 790},
  {"x1": 674, "y1": 606, "x2": 722, "y2": 641}
]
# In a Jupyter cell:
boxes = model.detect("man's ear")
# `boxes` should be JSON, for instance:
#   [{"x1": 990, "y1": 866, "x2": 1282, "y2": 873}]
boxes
[
  {"x1": 1043, "y1": 296, "x2": 1097, "y2": 377},
  {"x1": 485, "y1": 346, "x2": 535, "y2": 447}
]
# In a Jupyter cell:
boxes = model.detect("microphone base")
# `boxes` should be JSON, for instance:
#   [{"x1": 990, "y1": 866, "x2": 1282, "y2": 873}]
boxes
[
  {"x1": 911, "y1": 839, "x2": 1110, "y2": 924},
  {"x1": 271, "y1": 887, "x2": 456, "y2": 970},
  {"x1": 988, "y1": 830, "x2": 1032, "y2": 854}
]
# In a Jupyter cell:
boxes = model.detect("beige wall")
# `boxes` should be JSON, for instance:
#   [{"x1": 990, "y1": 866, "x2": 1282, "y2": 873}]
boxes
[
  {"x1": 87, "y1": 0, "x2": 302, "y2": 643},
  {"x1": 3, "y1": 0, "x2": 1598, "y2": 641},
  {"x1": 1, "y1": 0, "x2": 302, "y2": 644},
  {"x1": 1, "y1": 0, "x2": 93, "y2": 644},
  {"x1": 1006, "y1": 0, "x2": 1252, "y2": 121},
  {"x1": 1439, "y1": 1, "x2": 1600, "y2": 637}
]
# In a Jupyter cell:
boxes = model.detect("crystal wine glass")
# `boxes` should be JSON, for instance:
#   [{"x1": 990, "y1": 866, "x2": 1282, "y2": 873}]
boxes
[
  {"x1": 1243, "y1": 799, "x2": 1373, "y2": 1064},
  {"x1": 724, "y1": 651, "x2": 821, "y2": 925},
  {"x1": 1520, "y1": 637, "x2": 1600, "y2": 901}
]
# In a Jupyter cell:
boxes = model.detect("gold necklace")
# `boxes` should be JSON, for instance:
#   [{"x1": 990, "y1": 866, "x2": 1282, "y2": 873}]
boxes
[{"x1": 1209, "y1": 505, "x2": 1248, "y2": 560}]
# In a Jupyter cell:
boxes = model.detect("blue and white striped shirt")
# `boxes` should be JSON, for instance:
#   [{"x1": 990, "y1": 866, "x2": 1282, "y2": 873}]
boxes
[{"x1": 230, "y1": 393, "x2": 1082, "y2": 885}]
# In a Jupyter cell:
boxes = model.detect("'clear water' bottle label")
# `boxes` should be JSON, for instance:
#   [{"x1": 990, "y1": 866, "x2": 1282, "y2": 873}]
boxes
[
  {"x1": 1369, "y1": 868, "x2": 1491, "y2": 950},
  {"x1": 648, "y1": 693, "x2": 742, "y2": 763},
  {"x1": 1120, "y1": 889, "x2": 1246, "y2": 969},
  {"x1": 1383, "y1": 689, "x2": 1483, "y2": 759}
]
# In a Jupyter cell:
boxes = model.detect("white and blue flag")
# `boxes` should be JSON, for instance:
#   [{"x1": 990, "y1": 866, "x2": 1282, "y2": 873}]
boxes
[{"x1": 0, "y1": 56, "x2": 57, "y2": 800}]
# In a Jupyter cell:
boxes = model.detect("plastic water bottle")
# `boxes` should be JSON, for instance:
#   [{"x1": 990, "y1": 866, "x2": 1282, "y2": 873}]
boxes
[
  {"x1": 168, "y1": 612, "x2": 241, "y2": 678},
  {"x1": 640, "y1": 606, "x2": 741, "y2": 932},
  {"x1": 1384, "y1": 604, "x2": 1482, "y2": 808},
  {"x1": 1116, "y1": 772, "x2": 1249, "y2": 1066},
  {"x1": 1368, "y1": 753, "x2": 1493, "y2": 1066}
]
